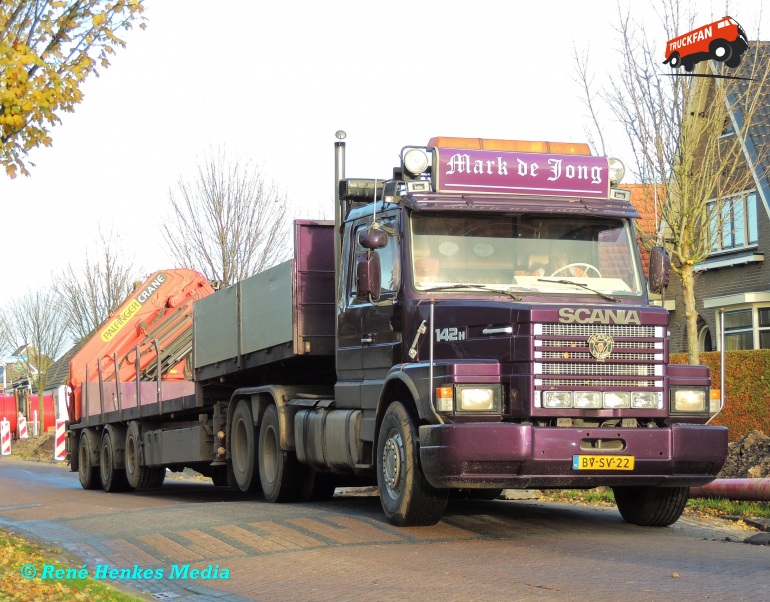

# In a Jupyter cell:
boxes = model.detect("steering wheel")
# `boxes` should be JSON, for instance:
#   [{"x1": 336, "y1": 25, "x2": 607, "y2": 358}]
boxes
[{"x1": 550, "y1": 263, "x2": 602, "y2": 278}]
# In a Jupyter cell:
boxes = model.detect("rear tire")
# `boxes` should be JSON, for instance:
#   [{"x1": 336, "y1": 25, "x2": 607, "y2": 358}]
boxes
[
  {"x1": 258, "y1": 405, "x2": 304, "y2": 502},
  {"x1": 100, "y1": 429, "x2": 132, "y2": 493},
  {"x1": 78, "y1": 429, "x2": 100, "y2": 490},
  {"x1": 377, "y1": 402, "x2": 448, "y2": 526},
  {"x1": 124, "y1": 421, "x2": 164, "y2": 489},
  {"x1": 230, "y1": 400, "x2": 260, "y2": 492},
  {"x1": 613, "y1": 486, "x2": 689, "y2": 527}
]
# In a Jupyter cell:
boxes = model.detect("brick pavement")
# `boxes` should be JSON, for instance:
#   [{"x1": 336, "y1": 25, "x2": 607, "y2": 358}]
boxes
[{"x1": 0, "y1": 458, "x2": 767, "y2": 601}]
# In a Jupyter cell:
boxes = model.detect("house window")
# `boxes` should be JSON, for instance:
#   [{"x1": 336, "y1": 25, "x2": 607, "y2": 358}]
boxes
[
  {"x1": 708, "y1": 192, "x2": 758, "y2": 253},
  {"x1": 724, "y1": 309, "x2": 753, "y2": 350},
  {"x1": 759, "y1": 308, "x2": 770, "y2": 349},
  {"x1": 721, "y1": 307, "x2": 770, "y2": 350}
]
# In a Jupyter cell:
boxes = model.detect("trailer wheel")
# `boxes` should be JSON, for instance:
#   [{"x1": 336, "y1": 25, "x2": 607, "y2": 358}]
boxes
[
  {"x1": 613, "y1": 485, "x2": 689, "y2": 527},
  {"x1": 258, "y1": 405, "x2": 303, "y2": 502},
  {"x1": 230, "y1": 399, "x2": 261, "y2": 492},
  {"x1": 125, "y1": 421, "x2": 165, "y2": 489},
  {"x1": 100, "y1": 429, "x2": 132, "y2": 493},
  {"x1": 78, "y1": 429, "x2": 100, "y2": 490},
  {"x1": 377, "y1": 402, "x2": 448, "y2": 526}
]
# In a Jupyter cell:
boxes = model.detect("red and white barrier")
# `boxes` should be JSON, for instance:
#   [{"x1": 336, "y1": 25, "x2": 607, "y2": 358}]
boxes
[
  {"x1": 54, "y1": 420, "x2": 66, "y2": 462},
  {"x1": 18, "y1": 415, "x2": 28, "y2": 439},
  {"x1": 1, "y1": 419, "x2": 11, "y2": 456}
]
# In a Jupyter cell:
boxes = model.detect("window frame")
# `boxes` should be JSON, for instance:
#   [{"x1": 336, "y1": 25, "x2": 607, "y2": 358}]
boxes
[{"x1": 707, "y1": 190, "x2": 758, "y2": 255}]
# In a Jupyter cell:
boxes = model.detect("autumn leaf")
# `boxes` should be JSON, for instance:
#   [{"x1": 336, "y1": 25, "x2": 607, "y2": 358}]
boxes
[{"x1": 0, "y1": 1, "x2": 147, "y2": 178}]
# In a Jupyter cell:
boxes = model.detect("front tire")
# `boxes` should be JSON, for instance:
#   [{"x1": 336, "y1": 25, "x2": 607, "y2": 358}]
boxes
[
  {"x1": 710, "y1": 39, "x2": 732, "y2": 62},
  {"x1": 377, "y1": 402, "x2": 448, "y2": 526},
  {"x1": 78, "y1": 429, "x2": 100, "y2": 490},
  {"x1": 613, "y1": 486, "x2": 689, "y2": 527},
  {"x1": 258, "y1": 405, "x2": 304, "y2": 502}
]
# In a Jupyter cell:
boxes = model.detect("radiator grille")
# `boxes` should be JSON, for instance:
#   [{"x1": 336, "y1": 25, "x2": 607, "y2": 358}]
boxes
[{"x1": 535, "y1": 321, "x2": 664, "y2": 390}]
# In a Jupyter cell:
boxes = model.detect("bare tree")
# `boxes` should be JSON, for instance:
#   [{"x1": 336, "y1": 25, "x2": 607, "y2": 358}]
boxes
[
  {"x1": 163, "y1": 148, "x2": 289, "y2": 285},
  {"x1": 56, "y1": 230, "x2": 141, "y2": 341},
  {"x1": 576, "y1": 1, "x2": 770, "y2": 363},
  {"x1": 1, "y1": 289, "x2": 69, "y2": 427}
]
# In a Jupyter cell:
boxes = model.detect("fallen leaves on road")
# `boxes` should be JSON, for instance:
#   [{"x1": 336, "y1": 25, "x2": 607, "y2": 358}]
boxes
[{"x1": 0, "y1": 528, "x2": 142, "y2": 601}]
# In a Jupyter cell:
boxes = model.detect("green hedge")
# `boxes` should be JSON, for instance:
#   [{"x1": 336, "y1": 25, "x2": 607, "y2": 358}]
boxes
[{"x1": 671, "y1": 350, "x2": 770, "y2": 441}]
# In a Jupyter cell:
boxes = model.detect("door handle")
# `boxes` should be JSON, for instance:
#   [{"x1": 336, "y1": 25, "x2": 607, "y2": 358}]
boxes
[{"x1": 361, "y1": 336, "x2": 373, "y2": 344}]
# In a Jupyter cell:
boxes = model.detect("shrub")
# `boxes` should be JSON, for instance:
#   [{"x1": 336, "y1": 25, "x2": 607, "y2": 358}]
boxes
[{"x1": 671, "y1": 350, "x2": 770, "y2": 441}]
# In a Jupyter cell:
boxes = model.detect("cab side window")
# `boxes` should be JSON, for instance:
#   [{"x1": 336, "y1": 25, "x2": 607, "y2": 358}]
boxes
[{"x1": 350, "y1": 216, "x2": 400, "y2": 300}]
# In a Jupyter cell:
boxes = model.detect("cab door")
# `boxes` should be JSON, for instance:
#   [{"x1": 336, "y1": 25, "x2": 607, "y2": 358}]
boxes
[{"x1": 335, "y1": 212, "x2": 402, "y2": 410}]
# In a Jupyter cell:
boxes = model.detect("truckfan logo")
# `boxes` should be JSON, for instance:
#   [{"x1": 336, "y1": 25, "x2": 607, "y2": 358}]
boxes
[
  {"x1": 587, "y1": 333, "x2": 614, "y2": 362},
  {"x1": 663, "y1": 16, "x2": 749, "y2": 73}
]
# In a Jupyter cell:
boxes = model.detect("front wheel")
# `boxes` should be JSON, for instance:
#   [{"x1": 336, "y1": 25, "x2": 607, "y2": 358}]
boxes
[
  {"x1": 377, "y1": 402, "x2": 447, "y2": 526},
  {"x1": 613, "y1": 486, "x2": 689, "y2": 526}
]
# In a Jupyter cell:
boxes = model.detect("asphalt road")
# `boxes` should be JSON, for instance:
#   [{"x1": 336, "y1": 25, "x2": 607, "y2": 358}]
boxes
[{"x1": 0, "y1": 458, "x2": 767, "y2": 601}]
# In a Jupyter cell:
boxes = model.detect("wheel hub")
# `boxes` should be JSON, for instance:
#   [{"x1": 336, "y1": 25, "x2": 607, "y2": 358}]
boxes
[{"x1": 382, "y1": 433, "x2": 403, "y2": 491}]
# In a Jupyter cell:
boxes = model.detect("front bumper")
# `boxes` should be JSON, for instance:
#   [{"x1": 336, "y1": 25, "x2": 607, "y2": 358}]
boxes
[{"x1": 419, "y1": 423, "x2": 728, "y2": 489}]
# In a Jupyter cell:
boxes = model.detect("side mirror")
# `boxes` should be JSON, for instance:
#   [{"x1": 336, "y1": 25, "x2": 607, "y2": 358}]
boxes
[
  {"x1": 649, "y1": 246, "x2": 670, "y2": 293},
  {"x1": 359, "y1": 229, "x2": 388, "y2": 250},
  {"x1": 356, "y1": 251, "x2": 381, "y2": 300}
]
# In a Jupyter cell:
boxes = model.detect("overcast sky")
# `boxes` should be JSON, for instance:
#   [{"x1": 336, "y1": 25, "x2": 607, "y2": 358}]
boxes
[{"x1": 0, "y1": 0, "x2": 765, "y2": 311}]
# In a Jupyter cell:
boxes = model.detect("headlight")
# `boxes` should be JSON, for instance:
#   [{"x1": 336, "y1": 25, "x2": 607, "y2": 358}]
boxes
[
  {"x1": 632, "y1": 391, "x2": 662, "y2": 409},
  {"x1": 671, "y1": 388, "x2": 707, "y2": 413},
  {"x1": 436, "y1": 385, "x2": 502, "y2": 413},
  {"x1": 574, "y1": 392, "x2": 602, "y2": 409},
  {"x1": 404, "y1": 148, "x2": 429, "y2": 176},
  {"x1": 603, "y1": 392, "x2": 631, "y2": 409},
  {"x1": 458, "y1": 386, "x2": 500, "y2": 412},
  {"x1": 544, "y1": 391, "x2": 573, "y2": 408},
  {"x1": 608, "y1": 157, "x2": 625, "y2": 185}
]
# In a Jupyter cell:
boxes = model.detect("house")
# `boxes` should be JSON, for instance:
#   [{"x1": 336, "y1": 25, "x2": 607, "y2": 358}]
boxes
[
  {"x1": 44, "y1": 341, "x2": 86, "y2": 421},
  {"x1": 665, "y1": 41, "x2": 770, "y2": 354}
]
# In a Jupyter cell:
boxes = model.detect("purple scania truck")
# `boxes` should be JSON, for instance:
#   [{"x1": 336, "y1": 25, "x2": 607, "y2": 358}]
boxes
[
  {"x1": 70, "y1": 134, "x2": 728, "y2": 528},
  {"x1": 328, "y1": 134, "x2": 726, "y2": 526}
]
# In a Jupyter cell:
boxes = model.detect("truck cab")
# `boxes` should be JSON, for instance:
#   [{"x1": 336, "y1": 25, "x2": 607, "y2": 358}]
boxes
[{"x1": 332, "y1": 135, "x2": 727, "y2": 526}]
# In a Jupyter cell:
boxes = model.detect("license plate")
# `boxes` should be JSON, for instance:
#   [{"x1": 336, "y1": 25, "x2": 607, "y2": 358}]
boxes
[{"x1": 572, "y1": 455, "x2": 635, "y2": 470}]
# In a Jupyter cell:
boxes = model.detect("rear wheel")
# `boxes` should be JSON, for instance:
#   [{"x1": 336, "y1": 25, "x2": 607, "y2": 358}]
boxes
[
  {"x1": 230, "y1": 400, "x2": 260, "y2": 492},
  {"x1": 259, "y1": 405, "x2": 304, "y2": 502},
  {"x1": 125, "y1": 422, "x2": 165, "y2": 489},
  {"x1": 668, "y1": 52, "x2": 681, "y2": 68},
  {"x1": 100, "y1": 429, "x2": 132, "y2": 493},
  {"x1": 377, "y1": 402, "x2": 448, "y2": 526},
  {"x1": 613, "y1": 486, "x2": 689, "y2": 526},
  {"x1": 78, "y1": 429, "x2": 100, "y2": 490}
]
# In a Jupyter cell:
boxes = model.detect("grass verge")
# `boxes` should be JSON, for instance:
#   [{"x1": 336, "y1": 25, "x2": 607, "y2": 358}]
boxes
[
  {"x1": 539, "y1": 488, "x2": 770, "y2": 519},
  {"x1": 0, "y1": 528, "x2": 147, "y2": 601}
]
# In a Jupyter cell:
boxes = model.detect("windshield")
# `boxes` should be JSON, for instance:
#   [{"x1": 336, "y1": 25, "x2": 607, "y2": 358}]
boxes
[{"x1": 410, "y1": 212, "x2": 643, "y2": 296}]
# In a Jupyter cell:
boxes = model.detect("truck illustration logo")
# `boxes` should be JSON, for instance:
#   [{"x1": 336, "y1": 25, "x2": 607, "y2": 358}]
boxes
[
  {"x1": 588, "y1": 333, "x2": 614, "y2": 362},
  {"x1": 663, "y1": 16, "x2": 748, "y2": 72}
]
